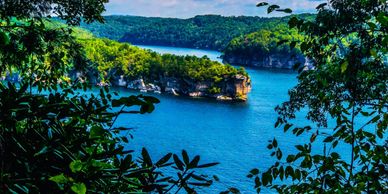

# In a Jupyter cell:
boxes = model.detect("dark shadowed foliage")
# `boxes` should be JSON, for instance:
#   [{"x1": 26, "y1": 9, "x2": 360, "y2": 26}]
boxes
[
  {"x1": 246, "y1": 1, "x2": 387, "y2": 193},
  {"x1": 0, "y1": 1, "x2": 218, "y2": 193}
]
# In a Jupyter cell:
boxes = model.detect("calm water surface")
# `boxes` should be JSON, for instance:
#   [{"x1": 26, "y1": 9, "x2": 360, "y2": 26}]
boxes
[{"x1": 113, "y1": 45, "x2": 349, "y2": 193}]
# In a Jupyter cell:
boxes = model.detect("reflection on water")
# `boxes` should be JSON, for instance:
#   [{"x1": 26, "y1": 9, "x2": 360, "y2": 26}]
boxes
[{"x1": 113, "y1": 45, "x2": 349, "y2": 193}]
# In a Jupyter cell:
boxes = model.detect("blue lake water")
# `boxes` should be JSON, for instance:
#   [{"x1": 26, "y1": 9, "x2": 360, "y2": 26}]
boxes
[{"x1": 113, "y1": 45, "x2": 350, "y2": 193}]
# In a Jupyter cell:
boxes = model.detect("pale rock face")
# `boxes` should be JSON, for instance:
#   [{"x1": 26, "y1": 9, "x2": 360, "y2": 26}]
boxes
[
  {"x1": 127, "y1": 78, "x2": 146, "y2": 90},
  {"x1": 216, "y1": 95, "x2": 233, "y2": 101},
  {"x1": 101, "y1": 73, "x2": 252, "y2": 101},
  {"x1": 189, "y1": 92, "x2": 205, "y2": 97},
  {"x1": 69, "y1": 70, "x2": 99, "y2": 85},
  {"x1": 117, "y1": 75, "x2": 127, "y2": 87},
  {"x1": 70, "y1": 67, "x2": 252, "y2": 101},
  {"x1": 222, "y1": 75, "x2": 251, "y2": 101},
  {"x1": 195, "y1": 83, "x2": 210, "y2": 92},
  {"x1": 223, "y1": 54, "x2": 309, "y2": 70},
  {"x1": 159, "y1": 75, "x2": 251, "y2": 101},
  {"x1": 164, "y1": 78, "x2": 181, "y2": 95}
]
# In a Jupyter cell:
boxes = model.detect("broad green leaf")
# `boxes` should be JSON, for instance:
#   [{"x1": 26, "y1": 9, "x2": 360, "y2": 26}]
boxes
[
  {"x1": 250, "y1": 168, "x2": 259, "y2": 175},
  {"x1": 188, "y1": 155, "x2": 200, "y2": 168},
  {"x1": 323, "y1": 136, "x2": 334, "y2": 142},
  {"x1": 34, "y1": 146, "x2": 49, "y2": 157},
  {"x1": 0, "y1": 31, "x2": 10, "y2": 46},
  {"x1": 71, "y1": 183, "x2": 86, "y2": 194},
  {"x1": 273, "y1": 138, "x2": 278, "y2": 147},
  {"x1": 173, "y1": 154, "x2": 184, "y2": 170},
  {"x1": 376, "y1": 12, "x2": 388, "y2": 26},
  {"x1": 155, "y1": 153, "x2": 172, "y2": 167},
  {"x1": 370, "y1": 49, "x2": 377, "y2": 58},
  {"x1": 70, "y1": 160, "x2": 83, "y2": 173},
  {"x1": 197, "y1": 162, "x2": 219, "y2": 168},
  {"x1": 228, "y1": 187, "x2": 240, "y2": 193},
  {"x1": 276, "y1": 150, "x2": 282, "y2": 160},
  {"x1": 141, "y1": 148, "x2": 153, "y2": 166},
  {"x1": 182, "y1": 150, "x2": 190, "y2": 165},
  {"x1": 143, "y1": 96, "x2": 160, "y2": 103},
  {"x1": 284, "y1": 123, "x2": 293, "y2": 132},
  {"x1": 89, "y1": 126, "x2": 106, "y2": 138},
  {"x1": 49, "y1": 174, "x2": 68, "y2": 184},
  {"x1": 341, "y1": 61, "x2": 348, "y2": 73}
]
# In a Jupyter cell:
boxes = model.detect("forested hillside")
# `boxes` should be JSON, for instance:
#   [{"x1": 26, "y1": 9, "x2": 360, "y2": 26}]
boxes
[
  {"x1": 224, "y1": 27, "x2": 303, "y2": 59},
  {"x1": 70, "y1": 26, "x2": 250, "y2": 100},
  {"x1": 78, "y1": 36, "x2": 246, "y2": 84},
  {"x1": 80, "y1": 14, "x2": 314, "y2": 51},
  {"x1": 222, "y1": 26, "x2": 307, "y2": 69}
]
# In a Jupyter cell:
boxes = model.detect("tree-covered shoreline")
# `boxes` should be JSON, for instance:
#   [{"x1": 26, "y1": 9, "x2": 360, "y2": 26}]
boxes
[
  {"x1": 78, "y1": 14, "x2": 315, "y2": 69},
  {"x1": 42, "y1": 21, "x2": 250, "y2": 101},
  {"x1": 1, "y1": 18, "x2": 252, "y2": 101},
  {"x1": 222, "y1": 26, "x2": 307, "y2": 69},
  {"x1": 0, "y1": 2, "x2": 222, "y2": 193},
  {"x1": 79, "y1": 14, "x2": 315, "y2": 51},
  {"x1": 76, "y1": 35, "x2": 251, "y2": 101}
]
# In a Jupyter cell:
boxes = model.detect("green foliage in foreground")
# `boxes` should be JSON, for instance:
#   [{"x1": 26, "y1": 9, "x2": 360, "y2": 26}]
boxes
[
  {"x1": 248, "y1": 1, "x2": 387, "y2": 193},
  {"x1": 0, "y1": 1, "x2": 218, "y2": 193},
  {"x1": 78, "y1": 36, "x2": 247, "y2": 83},
  {"x1": 80, "y1": 14, "x2": 315, "y2": 51}
]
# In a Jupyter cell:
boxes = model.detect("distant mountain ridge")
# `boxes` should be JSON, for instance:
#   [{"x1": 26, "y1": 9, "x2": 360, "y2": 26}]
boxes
[{"x1": 80, "y1": 14, "x2": 315, "y2": 51}]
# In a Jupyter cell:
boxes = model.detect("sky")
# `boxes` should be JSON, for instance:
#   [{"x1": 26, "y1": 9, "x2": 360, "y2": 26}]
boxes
[{"x1": 104, "y1": 0, "x2": 326, "y2": 18}]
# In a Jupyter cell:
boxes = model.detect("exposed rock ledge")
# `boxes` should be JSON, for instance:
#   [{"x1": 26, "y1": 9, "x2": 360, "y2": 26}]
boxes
[
  {"x1": 223, "y1": 54, "x2": 314, "y2": 70},
  {"x1": 123, "y1": 75, "x2": 251, "y2": 102},
  {"x1": 70, "y1": 71, "x2": 252, "y2": 102}
]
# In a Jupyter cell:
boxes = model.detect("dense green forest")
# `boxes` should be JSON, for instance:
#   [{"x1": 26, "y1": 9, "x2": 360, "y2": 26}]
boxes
[
  {"x1": 46, "y1": 20, "x2": 247, "y2": 86},
  {"x1": 0, "y1": 2, "x2": 222, "y2": 193},
  {"x1": 78, "y1": 36, "x2": 246, "y2": 84},
  {"x1": 78, "y1": 36, "x2": 251, "y2": 101},
  {"x1": 223, "y1": 27, "x2": 304, "y2": 61},
  {"x1": 252, "y1": 1, "x2": 387, "y2": 193},
  {"x1": 1, "y1": 0, "x2": 387, "y2": 193},
  {"x1": 80, "y1": 14, "x2": 314, "y2": 51}
]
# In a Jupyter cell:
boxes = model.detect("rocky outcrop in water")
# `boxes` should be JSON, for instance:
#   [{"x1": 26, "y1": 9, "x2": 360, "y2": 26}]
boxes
[
  {"x1": 120, "y1": 75, "x2": 251, "y2": 102},
  {"x1": 69, "y1": 69, "x2": 251, "y2": 102}
]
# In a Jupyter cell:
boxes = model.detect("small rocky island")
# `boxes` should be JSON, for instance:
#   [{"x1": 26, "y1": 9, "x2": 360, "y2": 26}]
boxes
[
  {"x1": 72, "y1": 37, "x2": 252, "y2": 102},
  {"x1": 72, "y1": 70, "x2": 251, "y2": 102},
  {"x1": 2, "y1": 70, "x2": 251, "y2": 102},
  {"x1": 121, "y1": 75, "x2": 251, "y2": 101}
]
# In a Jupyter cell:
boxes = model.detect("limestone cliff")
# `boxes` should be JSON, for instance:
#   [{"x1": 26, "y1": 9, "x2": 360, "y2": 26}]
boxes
[
  {"x1": 223, "y1": 53, "x2": 313, "y2": 70},
  {"x1": 69, "y1": 68, "x2": 251, "y2": 102},
  {"x1": 115, "y1": 74, "x2": 251, "y2": 102},
  {"x1": 220, "y1": 75, "x2": 251, "y2": 101}
]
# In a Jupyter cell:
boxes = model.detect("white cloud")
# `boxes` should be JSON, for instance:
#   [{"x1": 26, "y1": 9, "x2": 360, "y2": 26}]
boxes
[{"x1": 104, "y1": 0, "x2": 326, "y2": 18}]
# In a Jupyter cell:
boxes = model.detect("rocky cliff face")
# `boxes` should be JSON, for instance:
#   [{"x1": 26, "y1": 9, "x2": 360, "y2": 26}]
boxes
[
  {"x1": 221, "y1": 75, "x2": 251, "y2": 101},
  {"x1": 114, "y1": 75, "x2": 251, "y2": 102},
  {"x1": 68, "y1": 69, "x2": 100, "y2": 85},
  {"x1": 69, "y1": 68, "x2": 251, "y2": 102},
  {"x1": 180, "y1": 75, "x2": 251, "y2": 101},
  {"x1": 223, "y1": 53, "x2": 313, "y2": 70}
]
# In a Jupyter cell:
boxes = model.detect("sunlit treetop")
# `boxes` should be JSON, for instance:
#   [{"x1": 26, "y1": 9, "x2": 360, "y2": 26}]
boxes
[{"x1": 0, "y1": 0, "x2": 108, "y2": 25}]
